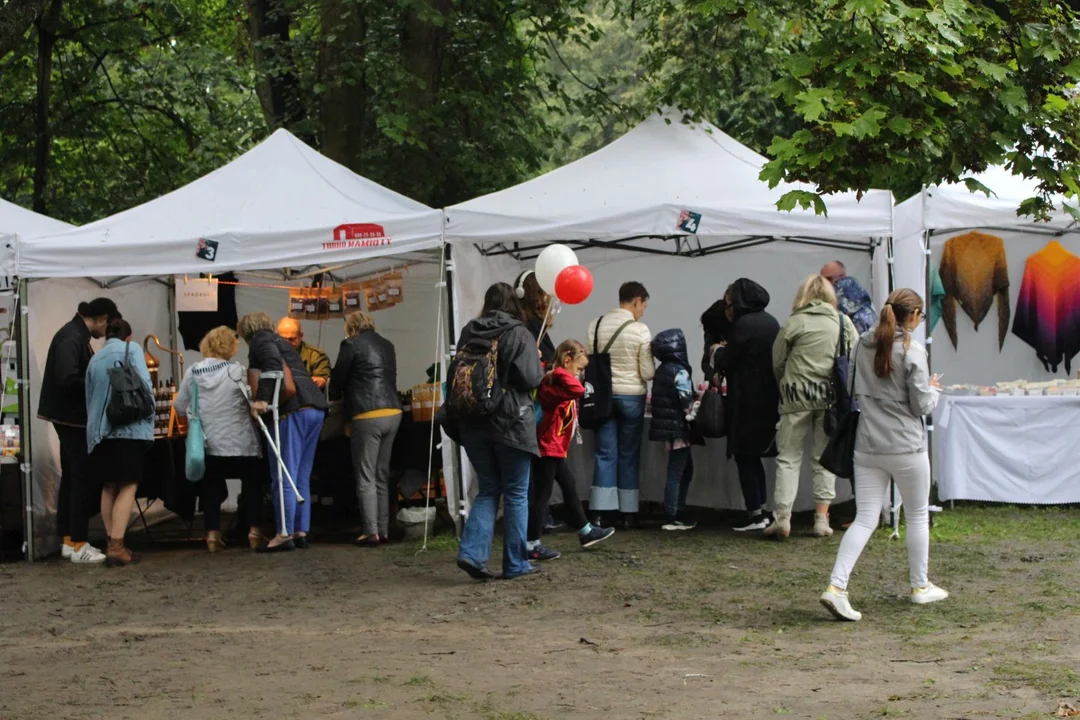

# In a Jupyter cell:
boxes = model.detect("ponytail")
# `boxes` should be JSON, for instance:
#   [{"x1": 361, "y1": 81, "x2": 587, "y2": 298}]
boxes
[
  {"x1": 873, "y1": 288, "x2": 924, "y2": 378},
  {"x1": 873, "y1": 305, "x2": 898, "y2": 378}
]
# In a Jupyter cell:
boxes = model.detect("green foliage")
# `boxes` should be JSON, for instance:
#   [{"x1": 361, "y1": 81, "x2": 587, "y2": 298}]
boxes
[{"x1": 758, "y1": 0, "x2": 1080, "y2": 219}]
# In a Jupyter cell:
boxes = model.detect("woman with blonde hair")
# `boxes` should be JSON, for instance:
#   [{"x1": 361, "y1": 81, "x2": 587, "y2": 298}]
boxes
[
  {"x1": 820, "y1": 289, "x2": 946, "y2": 621},
  {"x1": 331, "y1": 310, "x2": 402, "y2": 546},
  {"x1": 175, "y1": 326, "x2": 265, "y2": 551},
  {"x1": 767, "y1": 275, "x2": 857, "y2": 539}
]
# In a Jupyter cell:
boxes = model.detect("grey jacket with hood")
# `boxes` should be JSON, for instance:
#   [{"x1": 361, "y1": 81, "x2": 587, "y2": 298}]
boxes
[
  {"x1": 442, "y1": 311, "x2": 544, "y2": 456},
  {"x1": 851, "y1": 330, "x2": 940, "y2": 455},
  {"x1": 175, "y1": 358, "x2": 262, "y2": 457}
]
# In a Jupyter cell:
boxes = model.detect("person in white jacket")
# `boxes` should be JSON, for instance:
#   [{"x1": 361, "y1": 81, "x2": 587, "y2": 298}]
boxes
[
  {"x1": 819, "y1": 289, "x2": 947, "y2": 622},
  {"x1": 587, "y1": 282, "x2": 655, "y2": 528}
]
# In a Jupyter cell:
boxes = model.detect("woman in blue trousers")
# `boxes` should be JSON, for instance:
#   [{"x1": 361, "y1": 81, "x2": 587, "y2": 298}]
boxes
[{"x1": 441, "y1": 283, "x2": 544, "y2": 580}]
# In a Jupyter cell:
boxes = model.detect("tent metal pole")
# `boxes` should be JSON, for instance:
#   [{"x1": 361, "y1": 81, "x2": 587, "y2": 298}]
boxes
[
  {"x1": 443, "y1": 244, "x2": 464, "y2": 536},
  {"x1": 886, "y1": 236, "x2": 901, "y2": 538},
  {"x1": 16, "y1": 278, "x2": 34, "y2": 561},
  {"x1": 167, "y1": 277, "x2": 180, "y2": 383},
  {"x1": 924, "y1": 228, "x2": 937, "y2": 509}
]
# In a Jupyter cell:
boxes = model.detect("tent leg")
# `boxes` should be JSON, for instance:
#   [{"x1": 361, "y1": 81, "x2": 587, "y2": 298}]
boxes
[
  {"x1": 16, "y1": 278, "x2": 35, "y2": 561},
  {"x1": 443, "y1": 244, "x2": 464, "y2": 537}
]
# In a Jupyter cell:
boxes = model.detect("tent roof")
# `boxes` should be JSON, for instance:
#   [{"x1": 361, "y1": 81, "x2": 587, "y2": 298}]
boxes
[
  {"x1": 445, "y1": 112, "x2": 893, "y2": 256},
  {"x1": 0, "y1": 197, "x2": 72, "y2": 240},
  {"x1": 18, "y1": 130, "x2": 444, "y2": 279},
  {"x1": 911, "y1": 165, "x2": 1080, "y2": 234}
]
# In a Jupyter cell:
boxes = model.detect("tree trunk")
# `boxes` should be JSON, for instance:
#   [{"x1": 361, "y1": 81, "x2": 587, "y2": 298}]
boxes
[
  {"x1": 32, "y1": 1, "x2": 58, "y2": 214},
  {"x1": 318, "y1": 0, "x2": 368, "y2": 173},
  {"x1": 393, "y1": 0, "x2": 451, "y2": 203},
  {"x1": 0, "y1": 0, "x2": 53, "y2": 62},
  {"x1": 245, "y1": 0, "x2": 307, "y2": 135}
]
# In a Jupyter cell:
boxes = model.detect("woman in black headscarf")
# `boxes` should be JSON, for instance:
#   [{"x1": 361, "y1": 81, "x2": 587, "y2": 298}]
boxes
[{"x1": 703, "y1": 279, "x2": 781, "y2": 532}]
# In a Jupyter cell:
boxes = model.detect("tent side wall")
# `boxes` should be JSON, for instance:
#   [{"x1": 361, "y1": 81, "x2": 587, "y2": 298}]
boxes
[
  {"x1": 26, "y1": 278, "x2": 172, "y2": 558},
  {"x1": 450, "y1": 239, "x2": 873, "y2": 512}
]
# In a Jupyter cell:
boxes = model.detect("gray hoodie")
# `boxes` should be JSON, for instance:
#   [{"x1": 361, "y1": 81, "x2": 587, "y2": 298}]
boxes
[
  {"x1": 851, "y1": 331, "x2": 940, "y2": 455},
  {"x1": 175, "y1": 359, "x2": 262, "y2": 458}
]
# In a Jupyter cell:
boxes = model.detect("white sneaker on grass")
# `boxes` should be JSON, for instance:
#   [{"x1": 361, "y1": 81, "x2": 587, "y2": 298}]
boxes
[
  {"x1": 820, "y1": 585, "x2": 862, "y2": 621},
  {"x1": 70, "y1": 544, "x2": 106, "y2": 565},
  {"x1": 910, "y1": 583, "x2": 949, "y2": 605}
]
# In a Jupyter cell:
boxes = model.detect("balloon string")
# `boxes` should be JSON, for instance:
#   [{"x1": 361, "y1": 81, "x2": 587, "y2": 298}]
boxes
[{"x1": 535, "y1": 299, "x2": 556, "y2": 350}]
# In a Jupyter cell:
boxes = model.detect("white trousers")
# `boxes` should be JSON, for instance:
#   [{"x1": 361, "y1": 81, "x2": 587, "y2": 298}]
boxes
[{"x1": 829, "y1": 451, "x2": 931, "y2": 590}]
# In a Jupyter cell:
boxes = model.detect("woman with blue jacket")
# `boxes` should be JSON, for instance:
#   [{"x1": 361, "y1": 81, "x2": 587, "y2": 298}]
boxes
[{"x1": 85, "y1": 318, "x2": 154, "y2": 567}]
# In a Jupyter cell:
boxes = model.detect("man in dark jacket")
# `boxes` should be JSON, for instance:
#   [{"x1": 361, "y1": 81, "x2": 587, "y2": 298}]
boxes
[
  {"x1": 38, "y1": 297, "x2": 121, "y2": 564},
  {"x1": 706, "y1": 279, "x2": 780, "y2": 532},
  {"x1": 441, "y1": 282, "x2": 543, "y2": 581}
]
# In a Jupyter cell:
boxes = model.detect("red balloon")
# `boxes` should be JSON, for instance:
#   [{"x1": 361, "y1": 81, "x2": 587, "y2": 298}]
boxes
[{"x1": 554, "y1": 265, "x2": 593, "y2": 305}]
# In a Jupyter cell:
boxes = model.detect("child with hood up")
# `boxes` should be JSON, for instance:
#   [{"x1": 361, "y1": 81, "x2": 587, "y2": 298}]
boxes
[{"x1": 649, "y1": 328, "x2": 702, "y2": 531}]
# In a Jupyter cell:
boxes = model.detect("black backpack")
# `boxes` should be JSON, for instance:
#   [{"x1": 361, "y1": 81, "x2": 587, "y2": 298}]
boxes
[
  {"x1": 579, "y1": 316, "x2": 635, "y2": 430},
  {"x1": 105, "y1": 342, "x2": 154, "y2": 427},
  {"x1": 445, "y1": 334, "x2": 504, "y2": 420}
]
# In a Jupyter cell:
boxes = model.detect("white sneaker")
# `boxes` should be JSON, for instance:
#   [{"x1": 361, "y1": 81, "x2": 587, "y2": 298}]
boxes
[
  {"x1": 70, "y1": 544, "x2": 106, "y2": 565},
  {"x1": 820, "y1": 586, "x2": 862, "y2": 621},
  {"x1": 61, "y1": 543, "x2": 73, "y2": 559},
  {"x1": 734, "y1": 516, "x2": 771, "y2": 532},
  {"x1": 910, "y1": 583, "x2": 949, "y2": 605}
]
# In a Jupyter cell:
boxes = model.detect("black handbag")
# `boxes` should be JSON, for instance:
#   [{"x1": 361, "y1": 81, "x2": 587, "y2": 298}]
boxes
[
  {"x1": 693, "y1": 387, "x2": 726, "y2": 438},
  {"x1": 823, "y1": 314, "x2": 851, "y2": 436},
  {"x1": 819, "y1": 339, "x2": 860, "y2": 479}
]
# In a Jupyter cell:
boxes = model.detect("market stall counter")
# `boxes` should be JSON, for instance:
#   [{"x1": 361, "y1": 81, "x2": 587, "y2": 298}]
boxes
[{"x1": 934, "y1": 392, "x2": 1080, "y2": 504}]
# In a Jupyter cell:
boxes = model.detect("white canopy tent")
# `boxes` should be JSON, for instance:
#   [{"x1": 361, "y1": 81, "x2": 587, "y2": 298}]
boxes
[
  {"x1": 445, "y1": 112, "x2": 894, "y2": 517},
  {"x1": 0, "y1": 197, "x2": 71, "y2": 280},
  {"x1": 14, "y1": 131, "x2": 454, "y2": 559}
]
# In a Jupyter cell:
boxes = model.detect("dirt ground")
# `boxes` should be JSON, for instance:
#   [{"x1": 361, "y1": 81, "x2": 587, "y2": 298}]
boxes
[{"x1": 2, "y1": 506, "x2": 1079, "y2": 720}]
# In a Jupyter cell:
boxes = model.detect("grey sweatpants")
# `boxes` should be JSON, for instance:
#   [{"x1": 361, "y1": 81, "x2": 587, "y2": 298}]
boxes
[{"x1": 350, "y1": 413, "x2": 403, "y2": 537}]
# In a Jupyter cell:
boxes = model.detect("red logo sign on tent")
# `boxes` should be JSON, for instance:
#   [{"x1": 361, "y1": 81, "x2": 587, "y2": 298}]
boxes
[{"x1": 324, "y1": 223, "x2": 392, "y2": 250}]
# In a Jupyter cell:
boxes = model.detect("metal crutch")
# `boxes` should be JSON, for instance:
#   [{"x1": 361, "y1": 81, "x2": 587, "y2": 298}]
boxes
[{"x1": 240, "y1": 371, "x2": 304, "y2": 536}]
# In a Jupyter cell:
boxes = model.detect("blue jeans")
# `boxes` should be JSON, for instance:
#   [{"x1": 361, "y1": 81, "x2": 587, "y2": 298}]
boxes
[
  {"x1": 590, "y1": 394, "x2": 646, "y2": 513},
  {"x1": 458, "y1": 431, "x2": 532, "y2": 578},
  {"x1": 272, "y1": 408, "x2": 323, "y2": 536},
  {"x1": 664, "y1": 446, "x2": 694, "y2": 519}
]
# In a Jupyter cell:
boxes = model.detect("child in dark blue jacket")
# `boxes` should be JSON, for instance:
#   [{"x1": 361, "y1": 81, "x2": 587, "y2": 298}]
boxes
[{"x1": 650, "y1": 328, "x2": 699, "y2": 530}]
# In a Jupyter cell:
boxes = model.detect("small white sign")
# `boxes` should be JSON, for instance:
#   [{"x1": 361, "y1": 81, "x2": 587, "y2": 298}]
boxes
[{"x1": 176, "y1": 278, "x2": 219, "y2": 312}]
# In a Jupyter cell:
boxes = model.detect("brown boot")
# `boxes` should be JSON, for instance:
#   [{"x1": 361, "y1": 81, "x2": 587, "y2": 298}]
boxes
[{"x1": 105, "y1": 538, "x2": 132, "y2": 567}]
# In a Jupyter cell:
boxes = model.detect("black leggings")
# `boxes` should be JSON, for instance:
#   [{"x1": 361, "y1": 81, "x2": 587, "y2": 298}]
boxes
[
  {"x1": 55, "y1": 424, "x2": 100, "y2": 543},
  {"x1": 199, "y1": 455, "x2": 263, "y2": 531},
  {"x1": 733, "y1": 454, "x2": 767, "y2": 515},
  {"x1": 528, "y1": 457, "x2": 589, "y2": 541}
]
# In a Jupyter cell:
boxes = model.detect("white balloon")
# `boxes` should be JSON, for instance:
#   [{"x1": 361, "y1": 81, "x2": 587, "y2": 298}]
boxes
[{"x1": 534, "y1": 244, "x2": 579, "y2": 294}]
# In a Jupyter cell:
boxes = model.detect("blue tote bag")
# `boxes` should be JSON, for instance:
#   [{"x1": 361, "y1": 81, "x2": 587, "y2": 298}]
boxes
[{"x1": 185, "y1": 381, "x2": 207, "y2": 482}]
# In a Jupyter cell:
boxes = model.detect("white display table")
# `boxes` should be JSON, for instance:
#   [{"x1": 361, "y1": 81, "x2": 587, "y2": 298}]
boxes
[{"x1": 934, "y1": 395, "x2": 1080, "y2": 504}]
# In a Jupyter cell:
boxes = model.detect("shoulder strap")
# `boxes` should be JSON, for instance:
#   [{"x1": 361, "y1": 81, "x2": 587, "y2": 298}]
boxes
[
  {"x1": 592, "y1": 316, "x2": 604, "y2": 354},
  {"x1": 602, "y1": 320, "x2": 636, "y2": 355},
  {"x1": 848, "y1": 339, "x2": 861, "y2": 408},
  {"x1": 833, "y1": 312, "x2": 846, "y2": 359}
]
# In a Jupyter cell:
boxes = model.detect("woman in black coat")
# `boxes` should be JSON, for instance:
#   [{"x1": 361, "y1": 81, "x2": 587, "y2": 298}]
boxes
[{"x1": 705, "y1": 278, "x2": 780, "y2": 532}]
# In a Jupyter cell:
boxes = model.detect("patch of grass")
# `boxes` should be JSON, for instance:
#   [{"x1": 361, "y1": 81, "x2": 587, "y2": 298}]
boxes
[
  {"x1": 406, "y1": 534, "x2": 458, "y2": 553},
  {"x1": 372, "y1": 675, "x2": 392, "y2": 685},
  {"x1": 404, "y1": 674, "x2": 434, "y2": 687},
  {"x1": 362, "y1": 699, "x2": 390, "y2": 710},
  {"x1": 424, "y1": 691, "x2": 469, "y2": 709},
  {"x1": 991, "y1": 661, "x2": 1080, "y2": 696},
  {"x1": 929, "y1": 505, "x2": 1080, "y2": 544}
]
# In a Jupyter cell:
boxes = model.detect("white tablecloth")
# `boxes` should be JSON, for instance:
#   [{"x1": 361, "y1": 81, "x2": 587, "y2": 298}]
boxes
[{"x1": 934, "y1": 395, "x2": 1080, "y2": 504}]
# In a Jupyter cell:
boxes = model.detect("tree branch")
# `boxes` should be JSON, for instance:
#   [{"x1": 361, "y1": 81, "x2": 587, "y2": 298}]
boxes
[{"x1": 0, "y1": 0, "x2": 53, "y2": 61}]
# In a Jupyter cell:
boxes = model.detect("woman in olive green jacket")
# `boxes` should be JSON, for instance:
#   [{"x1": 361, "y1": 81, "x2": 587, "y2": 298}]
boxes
[{"x1": 767, "y1": 275, "x2": 857, "y2": 539}]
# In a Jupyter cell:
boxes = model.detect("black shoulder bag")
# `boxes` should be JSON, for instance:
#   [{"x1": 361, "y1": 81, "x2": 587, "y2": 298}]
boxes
[
  {"x1": 819, "y1": 336, "x2": 860, "y2": 480},
  {"x1": 579, "y1": 316, "x2": 634, "y2": 430}
]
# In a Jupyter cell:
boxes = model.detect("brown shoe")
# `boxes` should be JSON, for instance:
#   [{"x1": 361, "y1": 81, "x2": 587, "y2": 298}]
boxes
[
  {"x1": 105, "y1": 538, "x2": 133, "y2": 567},
  {"x1": 248, "y1": 530, "x2": 267, "y2": 551},
  {"x1": 207, "y1": 531, "x2": 226, "y2": 553}
]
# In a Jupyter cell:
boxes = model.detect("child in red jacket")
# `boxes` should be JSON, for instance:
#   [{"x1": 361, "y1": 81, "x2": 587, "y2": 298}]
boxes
[{"x1": 527, "y1": 339, "x2": 616, "y2": 561}]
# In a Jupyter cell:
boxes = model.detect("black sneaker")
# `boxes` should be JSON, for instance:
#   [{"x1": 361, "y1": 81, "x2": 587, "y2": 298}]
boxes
[
  {"x1": 527, "y1": 545, "x2": 562, "y2": 562},
  {"x1": 733, "y1": 515, "x2": 771, "y2": 532},
  {"x1": 543, "y1": 521, "x2": 568, "y2": 534},
  {"x1": 579, "y1": 526, "x2": 616, "y2": 549}
]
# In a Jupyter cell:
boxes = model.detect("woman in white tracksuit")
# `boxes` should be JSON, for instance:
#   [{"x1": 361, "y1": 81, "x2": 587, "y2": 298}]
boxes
[{"x1": 820, "y1": 288, "x2": 948, "y2": 621}]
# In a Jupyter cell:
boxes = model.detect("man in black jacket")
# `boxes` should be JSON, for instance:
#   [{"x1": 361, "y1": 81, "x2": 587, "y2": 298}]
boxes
[{"x1": 38, "y1": 297, "x2": 121, "y2": 564}]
